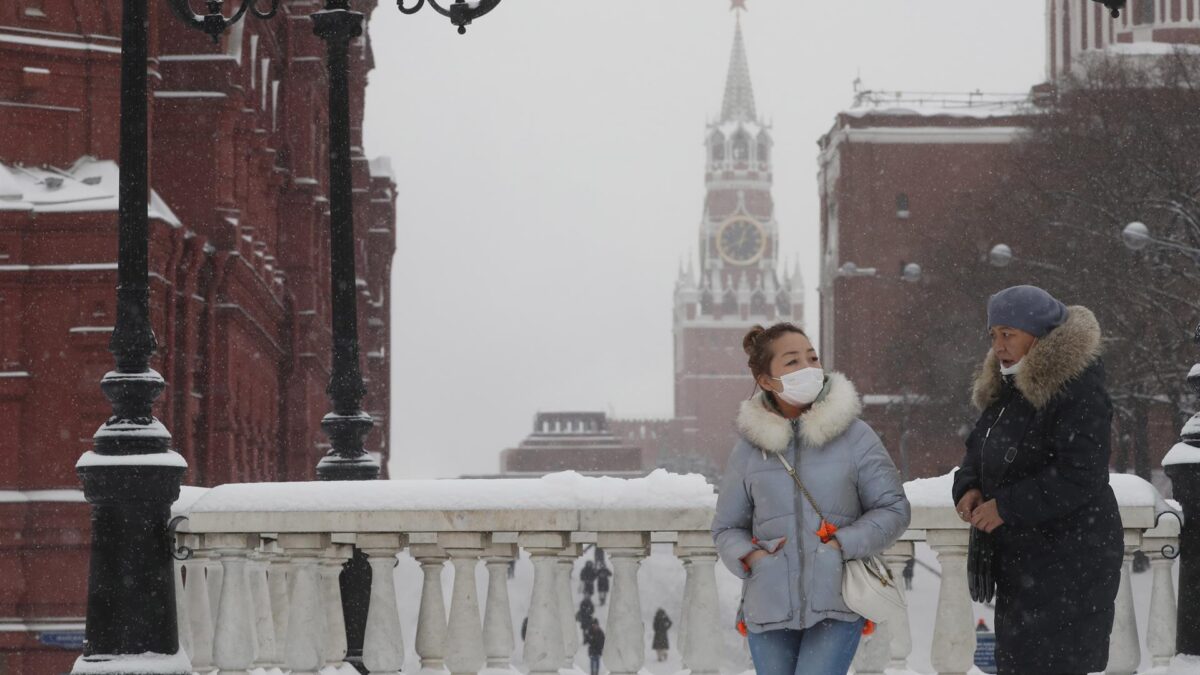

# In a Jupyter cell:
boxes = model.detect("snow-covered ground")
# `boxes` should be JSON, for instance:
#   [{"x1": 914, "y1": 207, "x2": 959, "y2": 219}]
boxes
[{"x1": 386, "y1": 539, "x2": 1181, "y2": 674}]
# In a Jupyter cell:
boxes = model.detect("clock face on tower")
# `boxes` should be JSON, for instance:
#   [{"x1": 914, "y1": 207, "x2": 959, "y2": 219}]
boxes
[{"x1": 716, "y1": 217, "x2": 766, "y2": 265}]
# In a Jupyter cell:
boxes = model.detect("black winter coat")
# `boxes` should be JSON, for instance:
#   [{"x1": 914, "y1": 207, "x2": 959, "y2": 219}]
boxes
[
  {"x1": 953, "y1": 306, "x2": 1122, "y2": 674},
  {"x1": 652, "y1": 612, "x2": 672, "y2": 650}
]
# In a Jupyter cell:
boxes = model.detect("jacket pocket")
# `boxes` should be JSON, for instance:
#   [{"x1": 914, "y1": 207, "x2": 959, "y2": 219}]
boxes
[
  {"x1": 743, "y1": 552, "x2": 792, "y2": 624},
  {"x1": 809, "y1": 543, "x2": 851, "y2": 613}
]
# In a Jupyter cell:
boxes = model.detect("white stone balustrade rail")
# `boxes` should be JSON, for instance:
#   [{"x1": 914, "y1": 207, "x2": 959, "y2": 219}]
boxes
[{"x1": 170, "y1": 471, "x2": 1181, "y2": 674}]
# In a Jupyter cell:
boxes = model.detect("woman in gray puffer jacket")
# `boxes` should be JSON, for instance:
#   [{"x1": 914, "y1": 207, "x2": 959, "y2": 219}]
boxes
[{"x1": 712, "y1": 323, "x2": 911, "y2": 674}]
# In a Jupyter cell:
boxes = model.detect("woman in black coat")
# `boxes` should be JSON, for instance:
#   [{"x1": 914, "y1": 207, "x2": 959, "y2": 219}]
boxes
[
  {"x1": 953, "y1": 286, "x2": 1123, "y2": 675},
  {"x1": 651, "y1": 608, "x2": 672, "y2": 661}
]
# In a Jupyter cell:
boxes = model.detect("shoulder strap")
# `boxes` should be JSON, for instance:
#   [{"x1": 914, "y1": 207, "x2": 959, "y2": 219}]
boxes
[{"x1": 775, "y1": 453, "x2": 827, "y2": 523}]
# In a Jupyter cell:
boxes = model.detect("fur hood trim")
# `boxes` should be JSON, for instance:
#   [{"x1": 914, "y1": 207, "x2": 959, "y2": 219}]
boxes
[
  {"x1": 972, "y1": 305, "x2": 1102, "y2": 411},
  {"x1": 736, "y1": 372, "x2": 863, "y2": 454}
]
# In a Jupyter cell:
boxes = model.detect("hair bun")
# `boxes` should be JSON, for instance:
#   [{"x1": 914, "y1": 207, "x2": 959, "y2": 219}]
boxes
[{"x1": 742, "y1": 325, "x2": 767, "y2": 356}]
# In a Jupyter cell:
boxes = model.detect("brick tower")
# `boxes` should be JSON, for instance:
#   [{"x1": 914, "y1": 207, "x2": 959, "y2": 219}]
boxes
[{"x1": 672, "y1": 13, "x2": 803, "y2": 476}]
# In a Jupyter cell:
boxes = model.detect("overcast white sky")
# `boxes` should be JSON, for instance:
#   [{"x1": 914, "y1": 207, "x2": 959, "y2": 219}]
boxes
[{"x1": 364, "y1": 1, "x2": 1046, "y2": 479}]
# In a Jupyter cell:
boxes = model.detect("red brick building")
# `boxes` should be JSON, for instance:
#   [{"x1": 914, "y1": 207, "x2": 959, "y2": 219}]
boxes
[
  {"x1": 497, "y1": 412, "x2": 645, "y2": 478},
  {"x1": 817, "y1": 0, "x2": 1189, "y2": 481},
  {"x1": 0, "y1": 0, "x2": 394, "y2": 670}
]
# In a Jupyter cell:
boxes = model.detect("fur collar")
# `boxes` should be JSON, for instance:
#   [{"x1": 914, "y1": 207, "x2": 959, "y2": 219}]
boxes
[
  {"x1": 736, "y1": 372, "x2": 862, "y2": 454},
  {"x1": 972, "y1": 305, "x2": 1102, "y2": 411}
]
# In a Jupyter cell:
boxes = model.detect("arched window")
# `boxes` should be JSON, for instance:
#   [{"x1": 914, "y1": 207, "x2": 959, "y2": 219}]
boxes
[
  {"x1": 709, "y1": 132, "x2": 725, "y2": 162},
  {"x1": 896, "y1": 193, "x2": 910, "y2": 219},
  {"x1": 756, "y1": 139, "x2": 770, "y2": 163},
  {"x1": 731, "y1": 131, "x2": 750, "y2": 162}
]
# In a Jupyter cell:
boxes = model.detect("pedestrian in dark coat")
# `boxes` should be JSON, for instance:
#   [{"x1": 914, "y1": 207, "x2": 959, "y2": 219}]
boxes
[
  {"x1": 583, "y1": 619, "x2": 605, "y2": 675},
  {"x1": 902, "y1": 557, "x2": 915, "y2": 590},
  {"x1": 953, "y1": 287, "x2": 1122, "y2": 675},
  {"x1": 580, "y1": 560, "x2": 597, "y2": 597},
  {"x1": 576, "y1": 596, "x2": 595, "y2": 637},
  {"x1": 595, "y1": 561, "x2": 612, "y2": 606},
  {"x1": 652, "y1": 608, "x2": 672, "y2": 662}
]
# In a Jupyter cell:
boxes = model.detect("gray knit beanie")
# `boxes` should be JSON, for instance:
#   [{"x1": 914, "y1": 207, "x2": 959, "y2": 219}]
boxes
[{"x1": 987, "y1": 285, "x2": 1068, "y2": 338}]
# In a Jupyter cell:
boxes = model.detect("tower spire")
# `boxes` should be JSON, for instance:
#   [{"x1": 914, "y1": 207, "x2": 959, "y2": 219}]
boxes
[{"x1": 721, "y1": 14, "x2": 757, "y2": 123}]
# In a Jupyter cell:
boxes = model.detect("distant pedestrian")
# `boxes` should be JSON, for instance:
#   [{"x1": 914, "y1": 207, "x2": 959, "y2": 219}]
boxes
[
  {"x1": 576, "y1": 596, "x2": 595, "y2": 636},
  {"x1": 521, "y1": 616, "x2": 527, "y2": 642},
  {"x1": 508, "y1": 558, "x2": 516, "y2": 579},
  {"x1": 596, "y1": 561, "x2": 612, "y2": 606},
  {"x1": 580, "y1": 560, "x2": 597, "y2": 597},
  {"x1": 594, "y1": 546, "x2": 605, "y2": 565},
  {"x1": 583, "y1": 618, "x2": 605, "y2": 675},
  {"x1": 902, "y1": 557, "x2": 915, "y2": 590},
  {"x1": 652, "y1": 608, "x2": 673, "y2": 662}
]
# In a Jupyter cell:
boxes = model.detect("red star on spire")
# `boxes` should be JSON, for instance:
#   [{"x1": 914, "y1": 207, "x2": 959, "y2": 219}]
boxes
[{"x1": 730, "y1": 0, "x2": 747, "y2": 11}]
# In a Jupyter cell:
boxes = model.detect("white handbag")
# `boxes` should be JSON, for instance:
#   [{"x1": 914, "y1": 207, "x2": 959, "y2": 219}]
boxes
[{"x1": 776, "y1": 454, "x2": 907, "y2": 624}]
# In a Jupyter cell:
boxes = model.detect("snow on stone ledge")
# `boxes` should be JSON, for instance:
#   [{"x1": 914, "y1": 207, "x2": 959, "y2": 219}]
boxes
[
  {"x1": 185, "y1": 469, "x2": 716, "y2": 514},
  {"x1": 902, "y1": 470, "x2": 1162, "y2": 508},
  {"x1": 76, "y1": 450, "x2": 188, "y2": 469},
  {"x1": 1164, "y1": 442, "x2": 1200, "y2": 466},
  {"x1": 72, "y1": 650, "x2": 191, "y2": 674},
  {"x1": 902, "y1": 471, "x2": 956, "y2": 507}
]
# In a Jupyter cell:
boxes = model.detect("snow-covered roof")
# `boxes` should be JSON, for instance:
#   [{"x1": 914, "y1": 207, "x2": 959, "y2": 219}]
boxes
[
  {"x1": 368, "y1": 156, "x2": 394, "y2": 180},
  {"x1": 0, "y1": 157, "x2": 181, "y2": 226},
  {"x1": 841, "y1": 91, "x2": 1032, "y2": 120}
]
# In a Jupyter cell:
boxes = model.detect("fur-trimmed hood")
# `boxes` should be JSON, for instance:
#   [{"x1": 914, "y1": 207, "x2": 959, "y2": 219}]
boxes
[
  {"x1": 972, "y1": 305, "x2": 1102, "y2": 411},
  {"x1": 736, "y1": 372, "x2": 863, "y2": 453}
]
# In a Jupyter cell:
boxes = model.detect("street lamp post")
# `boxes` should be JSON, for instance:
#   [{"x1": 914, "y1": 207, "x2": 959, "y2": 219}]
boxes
[
  {"x1": 73, "y1": 0, "x2": 276, "y2": 672},
  {"x1": 79, "y1": 0, "x2": 507, "y2": 669},
  {"x1": 987, "y1": 243, "x2": 1067, "y2": 273},
  {"x1": 1121, "y1": 220, "x2": 1200, "y2": 658}
]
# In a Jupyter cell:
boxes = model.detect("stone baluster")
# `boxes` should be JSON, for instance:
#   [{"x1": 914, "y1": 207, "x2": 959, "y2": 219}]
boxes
[
  {"x1": 441, "y1": 532, "x2": 486, "y2": 675},
  {"x1": 174, "y1": 558, "x2": 194, "y2": 665},
  {"x1": 599, "y1": 533, "x2": 648, "y2": 675},
  {"x1": 209, "y1": 533, "x2": 260, "y2": 675},
  {"x1": 882, "y1": 542, "x2": 915, "y2": 671},
  {"x1": 183, "y1": 547, "x2": 217, "y2": 673},
  {"x1": 556, "y1": 544, "x2": 581, "y2": 670},
  {"x1": 851, "y1": 620, "x2": 891, "y2": 675},
  {"x1": 267, "y1": 547, "x2": 292, "y2": 672},
  {"x1": 676, "y1": 532, "x2": 721, "y2": 675},
  {"x1": 676, "y1": 550, "x2": 694, "y2": 662},
  {"x1": 928, "y1": 529, "x2": 975, "y2": 675},
  {"x1": 206, "y1": 553, "x2": 225, "y2": 634},
  {"x1": 249, "y1": 542, "x2": 280, "y2": 671},
  {"x1": 520, "y1": 533, "x2": 568, "y2": 675},
  {"x1": 359, "y1": 534, "x2": 406, "y2": 675},
  {"x1": 280, "y1": 533, "x2": 331, "y2": 675},
  {"x1": 482, "y1": 535, "x2": 518, "y2": 670},
  {"x1": 410, "y1": 534, "x2": 449, "y2": 673},
  {"x1": 1107, "y1": 535, "x2": 1143, "y2": 675},
  {"x1": 320, "y1": 539, "x2": 354, "y2": 669},
  {"x1": 1145, "y1": 522, "x2": 1181, "y2": 668}
]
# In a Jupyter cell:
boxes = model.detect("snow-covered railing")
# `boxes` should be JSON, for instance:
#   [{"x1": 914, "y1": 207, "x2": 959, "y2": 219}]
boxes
[{"x1": 171, "y1": 471, "x2": 1180, "y2": 675}]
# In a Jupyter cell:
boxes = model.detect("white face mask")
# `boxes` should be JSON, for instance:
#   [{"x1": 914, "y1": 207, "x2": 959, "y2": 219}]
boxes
[
  {"x1": 771, "y1": 367, "x2": 825, "y2": 406},
  {"x1": 1000, "y1": 359, "x2": 1024, "y2": 376}
]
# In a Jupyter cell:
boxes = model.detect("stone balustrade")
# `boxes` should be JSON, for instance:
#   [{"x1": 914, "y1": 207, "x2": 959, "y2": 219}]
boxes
[{"x1": 170, "y1": 472, "x2": 1181, "y2": 674}]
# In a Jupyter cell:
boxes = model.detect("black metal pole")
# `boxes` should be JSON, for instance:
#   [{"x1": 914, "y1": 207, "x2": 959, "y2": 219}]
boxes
[
  {"x1": 312, "y1": 3, "x2": 377, "y2": 670},
  {"x1": 1166, "y1": 329, "x2": 1200, "y2": 657},
  {"x1": 73, "y1": 0, "x2": 187, "y2": 669},
  {"x1": 313, "y1": 0, "x2": 377, "y2": 483}
]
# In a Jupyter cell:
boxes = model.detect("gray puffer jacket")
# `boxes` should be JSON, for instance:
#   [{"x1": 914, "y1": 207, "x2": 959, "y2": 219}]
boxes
[{"x1": 711, "y1": 373, "x2": 911, "y2": 633}]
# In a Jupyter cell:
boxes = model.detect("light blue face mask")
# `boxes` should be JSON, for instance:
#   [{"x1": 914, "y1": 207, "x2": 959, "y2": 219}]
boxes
[{"x1": 771, "y1": 367, "x2": 824, "y2": 406}]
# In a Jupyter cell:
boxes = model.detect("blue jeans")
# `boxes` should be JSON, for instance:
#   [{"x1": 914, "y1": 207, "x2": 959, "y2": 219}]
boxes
[{"x1": 746, "y1": 618, "x2": 865, "y2": 675}]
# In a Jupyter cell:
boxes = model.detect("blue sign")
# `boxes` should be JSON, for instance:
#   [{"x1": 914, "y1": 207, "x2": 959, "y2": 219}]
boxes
[
  {"x1": 38, "y1": 631, "x2": 85, "y2": 650},
  {"x1": 974, "y1": 630, "x2": 997, "y2": 673}
]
